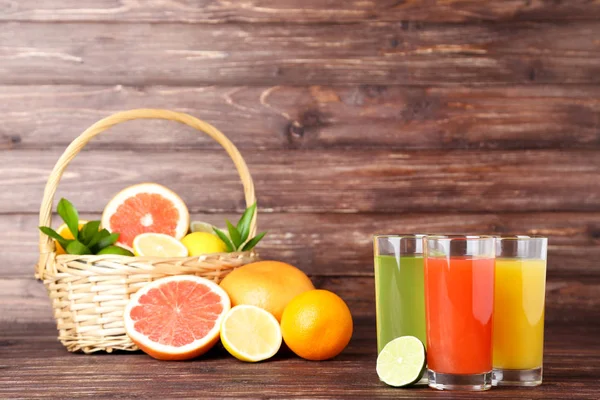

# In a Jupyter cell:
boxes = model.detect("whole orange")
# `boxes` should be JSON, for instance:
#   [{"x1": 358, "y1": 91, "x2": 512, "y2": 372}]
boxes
[
  {"x1": 281, "y1": 289, "x2": 353, "y2": 361},
  {"x1": 219, "y1": 260, "x2": 314, "y2": 321}
]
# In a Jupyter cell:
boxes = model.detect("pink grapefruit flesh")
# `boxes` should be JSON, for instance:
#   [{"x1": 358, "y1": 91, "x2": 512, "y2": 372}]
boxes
[
  {"x1": 101, "y1": 183, "x2": 190, "y2": 248},
  {"x1": 124, "y1": 275, "x2": 230, "y2": 360}
]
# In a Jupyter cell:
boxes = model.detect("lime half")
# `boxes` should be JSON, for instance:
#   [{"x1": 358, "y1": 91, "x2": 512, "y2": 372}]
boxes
[
  {"x1": 190, "y1": 221, "x2": 231, "y2": 238},
  {"x1": 190, "y1": 221, "x2": 217, "y2": 234},
  {"x1": 376, "y1": 336, "x2": 426, "y2": 387}
]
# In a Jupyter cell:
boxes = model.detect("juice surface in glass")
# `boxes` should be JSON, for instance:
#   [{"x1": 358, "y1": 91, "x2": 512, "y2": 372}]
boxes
[
  {"x1": 493, "y1": 258, "x2": 546, "y2": 370},
  {"x1": 425, "y1": 257, "x2": 495, "y2": 374},
  {"x1": 374, "y1": 255, "x2": 426, "y2": 353}
]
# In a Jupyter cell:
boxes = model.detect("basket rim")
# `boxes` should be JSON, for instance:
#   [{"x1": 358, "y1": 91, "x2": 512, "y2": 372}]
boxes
[
  {"x1": 44, "y1": 250, "x2": 259, "y2": 279},
  {"x1": 54, "y1": 250, "x2": 257, "y2": 262},
  {"x1": 37, "y1": 109, "x2": 258, "y2": 280}
]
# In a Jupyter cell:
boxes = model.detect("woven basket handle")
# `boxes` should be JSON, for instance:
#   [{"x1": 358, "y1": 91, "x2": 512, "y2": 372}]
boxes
[{"x1": 37, "y1": 109, "x2": 257, "y2": 277}]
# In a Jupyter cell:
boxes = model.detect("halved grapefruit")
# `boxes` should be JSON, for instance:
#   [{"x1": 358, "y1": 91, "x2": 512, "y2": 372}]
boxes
[
  {"x1": 101, "y1": 183, "x2": 190, "y2": 248},
  {"x1": 124, "y1": 275, "x2": 230, "y2": 360}
]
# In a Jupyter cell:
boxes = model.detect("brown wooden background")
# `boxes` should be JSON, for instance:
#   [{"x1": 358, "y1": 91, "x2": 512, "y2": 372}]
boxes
[{"x1": 1, "y1": 1, "x2": 600, "y2": 332}]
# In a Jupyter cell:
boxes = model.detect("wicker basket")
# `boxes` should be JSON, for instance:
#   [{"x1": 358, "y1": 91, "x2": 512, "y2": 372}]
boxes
[{"x1": 36, "y1": 109, "x2": 259, "y2": 353}]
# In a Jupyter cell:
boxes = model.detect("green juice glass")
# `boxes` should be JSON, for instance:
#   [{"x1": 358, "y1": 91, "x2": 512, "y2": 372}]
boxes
[{"x1": 374, "y1": 234, "x2": 427, "y2": 357}]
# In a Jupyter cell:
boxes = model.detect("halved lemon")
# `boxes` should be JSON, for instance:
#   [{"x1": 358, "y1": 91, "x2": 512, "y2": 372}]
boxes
[
  {"x1": 132, "y1": 233, "x2": 189, "y2": 257},
  {"x1": 220, "y1": 305, "x2": 282, "y2": 362}
]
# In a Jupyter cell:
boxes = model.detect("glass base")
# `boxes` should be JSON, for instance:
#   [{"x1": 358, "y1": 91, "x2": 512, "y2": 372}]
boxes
[
  {"x1": 427, "y1": 369, "x2": 492, "y2": 391},
  {"x1": 414, "y1": 375, "x2": 428, "y2": 386},
  {"x1": 492, "y1": 367, "x2": 542, "y2": 386}
]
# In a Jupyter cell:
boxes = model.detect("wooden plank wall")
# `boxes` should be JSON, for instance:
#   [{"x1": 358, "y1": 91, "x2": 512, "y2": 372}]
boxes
[{"x1": 1, "y1": 1, "x2": 599, "y2": 327}]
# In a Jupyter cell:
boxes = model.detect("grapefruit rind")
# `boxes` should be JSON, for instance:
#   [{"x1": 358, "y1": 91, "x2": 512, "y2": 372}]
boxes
[
  {"x1": 124, "y1": 275, "x2": 230, "y2": 360},
  {"x1": 101, "y1": 183, "x2": 190, "y2": 246}
]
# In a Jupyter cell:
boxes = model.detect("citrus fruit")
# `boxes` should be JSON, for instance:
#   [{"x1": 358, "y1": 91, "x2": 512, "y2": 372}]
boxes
[
  {"x1": 190, "y1": 221, "x2": 219, "y2": 234},
  {"x1": 181, "y1": 232, "x2": 227, "y2": 256},
  {"x1": 55, "y1": 221, "x2": 88, "y2": 254},
  {"x1": 220, "y1": 305, "x2": 282, "y2": 362},
  {"x1": 219, "y1": 261, "x2": 315, "y2": 321},
  {"x1": 376, "y1": 336, "x2": 426, "y2": 387},
  {"x1": 124, "y1": 275, "x2": 230, "y2": 360},
  {"x1": 281, "y1": 289, "x2": 353, "y2": 361},
  {"x1": 132, "y1": 233, "x2": 189, "y2": 257},
  {"x1": 96, "y1": 245, "x2": 134, "y2": 256},
  {"x1": 101, "y1": 183, "x2": 190, "y2": 248},
  {"x1": 117, "y1": 243, "x2": 134, "y2": 253}
]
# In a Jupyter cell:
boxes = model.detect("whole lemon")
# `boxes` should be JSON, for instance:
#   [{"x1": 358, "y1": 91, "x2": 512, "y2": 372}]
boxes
[
  {"x1": 181, "y1": 232, "x2": 227, "y2": 256},
  {"x1": 219, "y1": 261, "x2": 314, "y2": 321},
  {"x1": 281, "y1": 289, "x2": 353, "y2": 361}
]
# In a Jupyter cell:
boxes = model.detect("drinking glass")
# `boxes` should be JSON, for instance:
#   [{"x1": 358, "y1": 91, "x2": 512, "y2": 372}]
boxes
[
  {"x1": 424, "y1": 235, "x2": 495, "y2": 391},
  {"x1": 373, "y1": 235, "x2": 427, "y2": 355},
  {"x1": 493, "y1": 236, "x2": 548, "y2": 386}
]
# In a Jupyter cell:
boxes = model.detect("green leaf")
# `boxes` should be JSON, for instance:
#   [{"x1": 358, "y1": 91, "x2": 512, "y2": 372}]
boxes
[
  {"x1": 95, "y1": 233, "x2": 120, "y2": 251},
  {"x1": 39, "y1": 226, "x2": 70, "y2": 249},
  {"x1": 88, "y1": 229, "x2": 110, "y2": 249},
  {"x1": 213, "y1": 227, "x2": 234, "y2": 252},
  {"x1": 242, "y1": 231, "x2": 267, "y2": 251},
  {"x1": 57, "y1": 198, "x2": 79, "y2": 240},
  {"x1": 226, "y1": 220, "x2": 242, "y2": 249},
  {"x1": 66, "y1": 240, "x2": 92, "y2": 255},
  {"x1": 79, "y1": 220, "x2": 101, "y2": 246},
  {"x1": 237, "y1": 203, "x2": 256, "y2": 242}
]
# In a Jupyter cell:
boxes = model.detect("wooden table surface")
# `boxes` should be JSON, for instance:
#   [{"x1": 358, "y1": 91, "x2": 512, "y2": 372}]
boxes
[
  {"x1": 2, "y1": 317, "x2": 599, "y2": 399},
  {"x1": 2, "y1": 1, "x2": 600, "y2": 399}
]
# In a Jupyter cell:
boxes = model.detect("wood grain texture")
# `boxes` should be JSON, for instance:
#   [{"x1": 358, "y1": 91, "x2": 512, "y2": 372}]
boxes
[
  {"x1": 1, "y1": 1, "x2": 598, "y2": 397},
  {"x1": 1, "y1": 85, "x2": 599, "y2": 151},
  {"x1": 3, "y1": 0, "x2": 600, "y2": 23},
  {"x1": 1, "y1": 149, "x2": 598, "y2": 214},
  {"x1": 4, "y1": 212, "x2": 599, "y2": 278},
  {"x1": 1, "y1": 21, "x2": 600, "y2": 85},
  {"x1": 2, "y1": 275, "x2": 599, "y2": 325},
  {"x1": 1, "y1": 320, "x2": 599, "y2": 399}
]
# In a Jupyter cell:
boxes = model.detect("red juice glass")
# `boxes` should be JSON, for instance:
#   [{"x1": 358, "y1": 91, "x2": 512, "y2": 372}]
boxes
[{"x1": 424, "y1": 235, "x2": 495, "y2": 391}]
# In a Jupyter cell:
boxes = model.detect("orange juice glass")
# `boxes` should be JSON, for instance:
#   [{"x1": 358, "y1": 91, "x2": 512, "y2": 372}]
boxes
[
  {"x1": 493, "y1": 236, "x2": 548, "y2": 386},
  {"x1": 424, "y1": 235, "x2": 495, "y2": 391}
]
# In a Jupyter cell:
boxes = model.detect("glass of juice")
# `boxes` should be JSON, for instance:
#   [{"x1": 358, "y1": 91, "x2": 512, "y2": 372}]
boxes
[
  {"x1": 373, "y1": 235, "x2": 427, "y2": 357},
  {"x1": 424, "y1": 235, "x2": 495, "y2": 391},
  {"x1": 493, "y1": 236, "x2": 548, "y2": 386}
]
